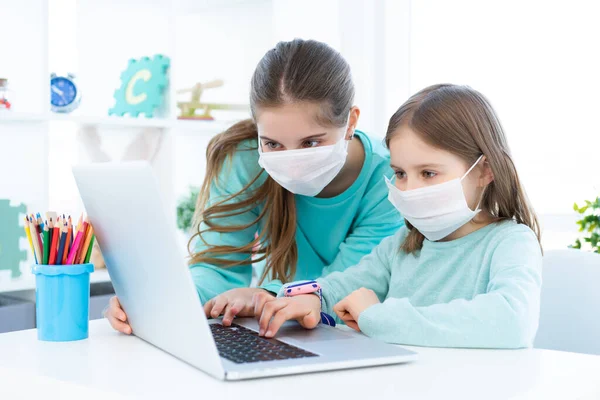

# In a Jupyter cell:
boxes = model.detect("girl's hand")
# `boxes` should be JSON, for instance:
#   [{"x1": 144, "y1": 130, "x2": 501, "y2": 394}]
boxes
[
  {"x1": 333, "y1": 288, "x2": 380, "y2": 332},
  {"x1": 104, "y1": 296, "x2": 132, "y2": 335},
  {"x1": 204, "y1": 288, "x2": 274, "y2": 326},
  {"x1": 255, "y1": 295, "x2": 321, "y2": 338}
]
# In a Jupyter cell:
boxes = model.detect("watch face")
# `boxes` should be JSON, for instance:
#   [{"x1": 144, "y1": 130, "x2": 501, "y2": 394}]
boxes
[{"x1": 51, "y1": 77, "x2": 77, "y2": 107}]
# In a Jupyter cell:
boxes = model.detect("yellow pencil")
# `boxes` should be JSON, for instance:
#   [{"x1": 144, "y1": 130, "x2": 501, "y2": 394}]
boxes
[
  {"x1": 24, "y1": 217, "x2": 36, "y2": 263},
  {"x1": 28, "y1": 217, "x2": 43, "y2": 264}
]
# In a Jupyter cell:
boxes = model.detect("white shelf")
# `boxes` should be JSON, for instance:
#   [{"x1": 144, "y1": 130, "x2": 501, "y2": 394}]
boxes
[
  {"x1": 53, "y1": 114, "x2": 175, "y2": 128},
  {"x1": 172, "y1": 118, "x2": 239, "y2": 135},
  {"x1": 0, "y1": 112, "x2": 48, "y2": 123},
  {"x1": 0, "y1": 268, "x2": 111, "y2": 294},
  {"x1": 0, "y1": 113, "x2": 174, "y2": 128},
  {"x1": 175, "y1": 0, "x2": 268, "y2": 14},
  {"x1": 0, "y1": 112, "x2": 239, "y2": 133}
]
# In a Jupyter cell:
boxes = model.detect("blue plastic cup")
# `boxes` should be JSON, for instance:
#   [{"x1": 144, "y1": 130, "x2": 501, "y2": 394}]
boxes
[{"x1": 32, "y1": 263, "x2": 94, "y2": 341}]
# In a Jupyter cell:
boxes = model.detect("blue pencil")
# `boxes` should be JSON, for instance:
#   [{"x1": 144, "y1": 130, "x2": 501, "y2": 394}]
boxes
[{"x1": 55, "y1": 223, "x2": 68, "y2": 266}]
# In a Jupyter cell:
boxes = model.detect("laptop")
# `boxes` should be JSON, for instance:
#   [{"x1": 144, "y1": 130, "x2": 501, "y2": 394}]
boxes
[{"x1": 72, "y1": 161, "x2": 417, "y2": 380}]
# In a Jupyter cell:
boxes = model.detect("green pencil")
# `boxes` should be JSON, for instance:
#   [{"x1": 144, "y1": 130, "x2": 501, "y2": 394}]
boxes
[
  {"x1": 42, "y1": 224, "x2": 50, "y2": 265},
  {"x1": 83, "y1": 235, "x2": 95, "y2": 264}
]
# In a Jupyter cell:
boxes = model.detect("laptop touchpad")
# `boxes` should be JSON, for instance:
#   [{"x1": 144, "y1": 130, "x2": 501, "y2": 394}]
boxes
[{"x1": 278, "y1": 323, "x2": 354, "y2": 342}]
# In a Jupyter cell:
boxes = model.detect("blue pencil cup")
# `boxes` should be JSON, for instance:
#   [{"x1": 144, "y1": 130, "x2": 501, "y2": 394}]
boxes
[{"x1": 32, "y1": 263, "x2": 94, "y2": 342}]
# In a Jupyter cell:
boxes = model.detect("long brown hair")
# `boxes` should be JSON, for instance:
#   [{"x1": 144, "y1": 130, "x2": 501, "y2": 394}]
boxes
[
  {"x1": 188, "y1": 39, "x2": 355, "y2": 284},
  {"x1": 385, "y1": 84, "x2": 541, "y2": 254}
]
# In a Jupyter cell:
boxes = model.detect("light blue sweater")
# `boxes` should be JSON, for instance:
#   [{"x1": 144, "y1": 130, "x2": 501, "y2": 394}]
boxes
[
  {"x1": 318, "y1": 220, "x2": 543, "y2": 349},
  {"x1": 189, "y1": 130, "x2": 403, "y2": 303}
]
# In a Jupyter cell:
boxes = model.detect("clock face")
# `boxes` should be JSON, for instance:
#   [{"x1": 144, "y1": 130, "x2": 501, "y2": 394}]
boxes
[{"x1": 50, "y1": 77, "x2": 77, "y2": 107}]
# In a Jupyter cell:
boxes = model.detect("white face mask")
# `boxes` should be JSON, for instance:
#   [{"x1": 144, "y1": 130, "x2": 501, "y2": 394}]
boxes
[
  {"x1": 258, "y1": 126, "x2": 350, "y2": 197},
  {"x1": 385, "y1": 155, "x2": 485, "y2": 242}
]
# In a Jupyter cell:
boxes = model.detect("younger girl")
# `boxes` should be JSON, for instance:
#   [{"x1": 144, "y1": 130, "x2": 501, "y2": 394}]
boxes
[{"x1": 254, "y1": 84, "x2": 543, "y2": 348}]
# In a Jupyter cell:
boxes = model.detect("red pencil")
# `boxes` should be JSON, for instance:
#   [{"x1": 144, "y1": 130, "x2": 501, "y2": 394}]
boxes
[{"x1": 48, "y1": 224, "x2": 60, "y2": 265}]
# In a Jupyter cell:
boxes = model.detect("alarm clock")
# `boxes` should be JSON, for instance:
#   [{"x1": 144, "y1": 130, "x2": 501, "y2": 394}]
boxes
[{"x1": 50, "y1": 73, "x2": 81, "y2": 113}]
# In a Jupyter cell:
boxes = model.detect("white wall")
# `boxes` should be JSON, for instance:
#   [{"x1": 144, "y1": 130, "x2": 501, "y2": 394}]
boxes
[
  {"x1": 0, "y1": 0, "x2": 50, "y2": 274},
  {"x1": 408, "y1": 0, "x2": 600, "y2": 249},
  {"x1": 2, "y1": 0, "x2": 595, "y2": 257},
  {"x1": 409, "y1": 0, "x2": 600, "y2": 216}
]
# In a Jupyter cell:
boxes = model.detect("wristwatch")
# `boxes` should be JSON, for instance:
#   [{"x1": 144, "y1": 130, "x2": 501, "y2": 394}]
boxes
[{"x1": 283, "y1": 280, "x2": 336, "y2": 327}]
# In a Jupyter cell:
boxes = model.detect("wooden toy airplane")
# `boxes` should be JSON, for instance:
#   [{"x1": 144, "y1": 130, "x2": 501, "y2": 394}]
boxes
[{"x1": 177, "y1": 79, "x2": 248, "y2": 120}]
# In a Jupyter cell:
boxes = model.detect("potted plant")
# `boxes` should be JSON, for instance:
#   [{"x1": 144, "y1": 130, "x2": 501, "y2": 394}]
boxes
[
  {"x1": 570, "y1": 196, "x2": 600, "y2": 253},
  {"x1": 176, "y1": 186, "x2": 200, "y2": 234}
]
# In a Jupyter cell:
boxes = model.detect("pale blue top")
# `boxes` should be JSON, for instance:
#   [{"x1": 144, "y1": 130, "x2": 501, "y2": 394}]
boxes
[
  {"x1": 189, "y1": 130, "x2": 403, "y2": 303},
  {"x1": 318, "y1": 220, "x2": 543, "y2": 348}
]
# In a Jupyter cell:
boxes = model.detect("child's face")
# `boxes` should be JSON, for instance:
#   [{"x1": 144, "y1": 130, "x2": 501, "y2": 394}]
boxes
[
  {"x1": 255, "y1": 103, "x2": 357, "y2": 152},
  {"x1": 389, "y1": 125, "x2": 492, "y2": 210}
]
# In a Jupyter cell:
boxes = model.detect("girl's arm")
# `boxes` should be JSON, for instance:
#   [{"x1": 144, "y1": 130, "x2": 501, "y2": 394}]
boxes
[
  {"x1": 356, "y1": 229, "x2": 543, "y2": 349},
  {"x1": 258, "y1": 199, "x2": 401, "y2": 296},
  {"x1": 189, "y1": 147, "x2": 264, "y2": 304},
  {"x1": 259, "y1": 165, "x2": 403, "y2": 296},
  {"x1": 253, "y1": 231, "x2": 401, "y2": 337},
  {"x1": 317, "y1": 230, "x2": 404, "y2": 313}
]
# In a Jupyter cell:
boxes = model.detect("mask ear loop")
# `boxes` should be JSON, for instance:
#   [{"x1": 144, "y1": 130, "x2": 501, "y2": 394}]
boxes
[
  {"x1": 462, "y1": 154, "x2": 486, "y2": 211},
  {"x1": 344, "y1": 109, "x2": 355, "y2": 140},
  {"x1": 461, "y1": 154, "x2": 485, "y2": 181}
]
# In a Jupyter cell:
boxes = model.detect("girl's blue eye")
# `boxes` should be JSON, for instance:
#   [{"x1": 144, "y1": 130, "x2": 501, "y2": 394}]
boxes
[
  {"x1": 302, "y1": 140, "x2": 319, "y2": 148},
  {"x1": 394, "y1": 170, "x2": 406, "y2": 179},
  {"x1": 422, "y1": 171, "x2": 437, "y2": 178},
  {"x1": 264, "y1": 141, "x2": 281, "y2": 150}
]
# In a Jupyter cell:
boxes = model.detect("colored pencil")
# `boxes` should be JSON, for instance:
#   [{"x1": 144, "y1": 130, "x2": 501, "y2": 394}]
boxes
[
  {"x1": 31, "y1": 220, "x2": 43, "y2": 265},
  {"x1": 31, "y1": 214, "x2": 44, "y2": 261},
  {"x1": 24, "y1": 217, "x2": 36, "y2": 263},
  {"x1": 75, "y1": 213, "x2": 83, "y2": 233},
  {"x1": 56, "y1": 223, "x2": 68, "y2": 266},
  {"x1": 63, "y1": 217, "x2": 73, "y2": 264},
  {"x1": 34, "y1": 214, "x2": 42, "y2": 235},
  {"x1": 77, "y1": 224, "x2": 94, "y2": 265},
  {"x1": 74, "y1": 219, "x2": 90, "y2": 264},
  {"x1": 55, "y1": 217, "x2": 61, "y2": 252},
  {"x1": 66, "y1": 224, "x2": 85, "y2": 265},
  {"x1": 42, "y1": 224, "x2": 50, "y2": 265},
  {"x1": 48, "y1": 222, "x2": 60, "y2": 265},
  {"x1": 24, "y1": 211, "x2": 98, "y2": 267},
  {"x1": 83, "y1": 234, "x2": 95, "y2": 264},
  {"x1": 45, "y1": 212, "x2": 57, "y2": 226},
  {"x1": 46, "y1": 211, "x2": 57, "y2": 243},
  {"x1": 35, "y1": 214, "x2": 44, "y2": 255},
  {"x1": 47, "y1": 216, "x2": 55, "y2": 251},
  {"x1": 68, "y1": 216, "x2": 73, "y2": 248}
]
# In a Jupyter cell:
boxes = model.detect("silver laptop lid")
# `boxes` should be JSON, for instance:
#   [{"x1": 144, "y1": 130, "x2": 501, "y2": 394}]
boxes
[{"x1": 73, "y1": 161, "x2": 224, "y2": 379}]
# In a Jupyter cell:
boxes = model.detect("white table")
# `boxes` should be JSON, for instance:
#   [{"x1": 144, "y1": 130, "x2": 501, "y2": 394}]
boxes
[{"x1": 0, "y1": 320, "x2": 599, "y2": 400}]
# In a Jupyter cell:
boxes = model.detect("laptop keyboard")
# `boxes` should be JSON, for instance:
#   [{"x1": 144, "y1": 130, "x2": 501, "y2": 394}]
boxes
[{"x1": 210, "y1": 323, "x2": 318, "y2": 364}]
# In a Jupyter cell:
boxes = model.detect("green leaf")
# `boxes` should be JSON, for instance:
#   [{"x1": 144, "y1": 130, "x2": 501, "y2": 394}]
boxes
[
  {"x1": 590, "y1": 233, "x2": 600, "y2": 247},
  {"x1": 571, "y1": 195, "x2": 600, "y2": 250}
]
